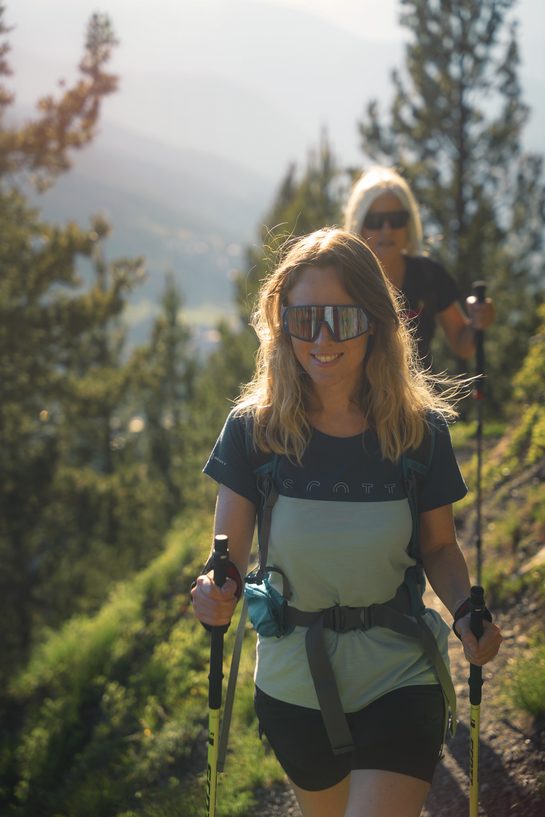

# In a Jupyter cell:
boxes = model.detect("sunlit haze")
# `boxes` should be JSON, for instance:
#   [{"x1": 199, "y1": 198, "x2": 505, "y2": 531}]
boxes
[{"x1": 6, "y1": 0, "x2": 544, "y2": 338}]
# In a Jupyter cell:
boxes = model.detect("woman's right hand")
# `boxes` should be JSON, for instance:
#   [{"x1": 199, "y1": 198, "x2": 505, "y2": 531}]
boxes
[
  {"x1": 191, "y1": 572, "x2": 239, "y2": 628},
  {"x1": 454, "y1": 615, "x2": 503, "y2": 666}
]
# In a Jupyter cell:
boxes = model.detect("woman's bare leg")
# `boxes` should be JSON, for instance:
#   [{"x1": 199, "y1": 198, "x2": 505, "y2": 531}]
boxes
[
  {"x1": 290, "y1": 774, "x2": 350, "y2": 817},
  {"x1": 345, "y1": 769, "x2": 430, "y2": 817}
]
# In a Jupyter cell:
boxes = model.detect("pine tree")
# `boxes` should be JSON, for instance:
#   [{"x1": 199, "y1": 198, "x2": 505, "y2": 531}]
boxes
[
  {"x1": 129, "y1": 273, "x2": 198, "y2": 514},
  {"x1": 357, "y1": 0, "x2": 545, "y2": 406},
  {"x1": 0, "y1": 9, "x2": 152, "y2": 678},
  {"x1": 30, "y1": 230, "x2": 162, "y2": 626},
  {"x1": 0, "y1": 6, "x2": 118, "y2": 190}
]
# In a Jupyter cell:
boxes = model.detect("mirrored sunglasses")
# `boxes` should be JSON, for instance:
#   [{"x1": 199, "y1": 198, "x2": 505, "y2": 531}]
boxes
[
  {"x1": 282, "y1": 305, "x2": 371, "y2": 343},
  {"x1": 362, "y1": 210, "x2": 409, "y2": 230}
]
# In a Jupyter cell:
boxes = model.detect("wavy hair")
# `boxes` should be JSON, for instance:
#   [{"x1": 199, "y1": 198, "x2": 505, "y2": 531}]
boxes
[
  {"x1": 343, "y1": 166, "x2": 423, "y2": 255},
  {"x1": 235, "y1": 228, "x2": 459, "y2": 462}
]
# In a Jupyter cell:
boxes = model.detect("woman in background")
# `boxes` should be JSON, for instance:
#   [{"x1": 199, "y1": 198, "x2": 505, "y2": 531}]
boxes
[{"x1": 344, "y1": 166, "x2": 494, "y2": 366}]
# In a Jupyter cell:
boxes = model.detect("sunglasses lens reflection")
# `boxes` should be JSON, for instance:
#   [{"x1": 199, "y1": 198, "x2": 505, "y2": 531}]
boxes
[{"x1": 283, "y1": 306, "x2": 370, "y2": 342}]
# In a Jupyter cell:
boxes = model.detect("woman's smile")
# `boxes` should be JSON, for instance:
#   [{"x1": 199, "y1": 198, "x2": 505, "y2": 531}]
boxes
[{"x1": 311, "y1": 351, "x2": 343, "y2": 365}]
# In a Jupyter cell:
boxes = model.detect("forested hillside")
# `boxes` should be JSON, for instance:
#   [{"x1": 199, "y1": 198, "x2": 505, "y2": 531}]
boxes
[
  {"x1": 2, "y1": 314, "x2": 544, "y2": 817},
  {"x1": 1, "y1": 1, "x2": 544, "y2": 815}
]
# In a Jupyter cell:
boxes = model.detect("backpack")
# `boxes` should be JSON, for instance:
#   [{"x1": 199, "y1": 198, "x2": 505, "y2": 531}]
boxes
[{"x1": 243, "y1": 420, "x2": 458, "y2": 756}]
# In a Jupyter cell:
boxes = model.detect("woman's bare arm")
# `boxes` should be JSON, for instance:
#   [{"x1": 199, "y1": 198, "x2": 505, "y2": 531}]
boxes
[{"x1": 420, "y1": 503, "x2": 502, "y2": 666}]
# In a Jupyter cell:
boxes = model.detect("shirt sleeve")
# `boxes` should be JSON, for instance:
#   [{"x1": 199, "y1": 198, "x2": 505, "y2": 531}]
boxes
[
  {"x1": 202, "y1": 409, "x2": 260, "y2": 506},
  {"x1": 418, "y1": 415, "x2": 467, "y2": 512},
  {"x1": 432, "y1": 260, "x2": 460, "y2": 314}
]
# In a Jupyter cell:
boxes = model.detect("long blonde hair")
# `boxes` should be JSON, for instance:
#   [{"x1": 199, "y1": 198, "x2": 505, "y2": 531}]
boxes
[{"x1": 236, "y1": 228, "x2": 457, "y2": 462}]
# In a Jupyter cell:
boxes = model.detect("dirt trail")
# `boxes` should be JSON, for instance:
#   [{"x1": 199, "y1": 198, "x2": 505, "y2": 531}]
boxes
[{"x1": 421, "y1": 589, "x2": 545, "y2": 816}]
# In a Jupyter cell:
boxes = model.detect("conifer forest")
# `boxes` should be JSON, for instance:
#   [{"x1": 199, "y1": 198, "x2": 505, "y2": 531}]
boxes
[{"x1": 1, "y1": 2, "x2": 544, "y2": 815}]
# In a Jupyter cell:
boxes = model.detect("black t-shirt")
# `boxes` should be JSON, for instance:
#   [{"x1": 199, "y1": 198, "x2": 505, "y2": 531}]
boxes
[{"x1": 400, "y1": 255, "x2": 460, "y2": 365}]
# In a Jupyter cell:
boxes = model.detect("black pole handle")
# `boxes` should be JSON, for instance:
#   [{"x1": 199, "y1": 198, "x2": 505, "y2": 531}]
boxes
[
  {"x1": 209, "y1": 534, "x2": 229, "y2": 709},
  {"x1": 473, "y1": 281, "x2": 487, "y2": 305},
  {"x1": 212, "y1": 534, "x2": 229, "y2": 588},
  {"x1": 468, "y1": 585, "x2": 485, "y2": 705}
]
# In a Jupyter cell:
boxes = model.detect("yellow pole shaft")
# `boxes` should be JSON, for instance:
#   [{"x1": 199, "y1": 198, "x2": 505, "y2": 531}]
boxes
[
  {"x1": 206, "y1": 706, "x2": 221, "y2": 817},
  {"x1": 469, "y1": 703, "x2": 481, "y2": 817}
]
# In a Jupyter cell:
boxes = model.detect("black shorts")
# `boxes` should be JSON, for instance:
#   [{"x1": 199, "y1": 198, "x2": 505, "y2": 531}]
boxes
[{"x1": 254, "y1": 684, "x2": 445, "y2": 791}]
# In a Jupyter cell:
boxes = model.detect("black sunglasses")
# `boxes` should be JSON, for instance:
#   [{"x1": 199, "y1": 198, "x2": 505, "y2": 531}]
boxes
[
  {"x1": 362, "y1": 210, "x2": 409, "y2": 230},
  {"x1": 282, "y1": 305, "x2": 371, "y2": 343}
]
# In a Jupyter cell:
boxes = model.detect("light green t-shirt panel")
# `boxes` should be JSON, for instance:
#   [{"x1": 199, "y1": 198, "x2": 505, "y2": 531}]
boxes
[
  {"x1": 254, "y1": 495, "x2": 451, "y2": 710},
  {"x1": 266, "y1": 494, "x2": 415, "y2": 609}
]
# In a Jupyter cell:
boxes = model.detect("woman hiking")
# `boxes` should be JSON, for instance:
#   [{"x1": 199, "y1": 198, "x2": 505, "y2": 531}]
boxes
[{"x1": 191, "y1": 228, "x2": 502, "y2": 817}]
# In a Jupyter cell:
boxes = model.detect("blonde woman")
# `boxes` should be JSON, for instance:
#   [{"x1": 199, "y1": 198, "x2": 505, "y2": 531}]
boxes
[
  {"x1": 344, "y1": 166, "x2": 495, "y2": 366},
  {"x1": 191, "y1": 228, "x2": 501, "y2": 817}
]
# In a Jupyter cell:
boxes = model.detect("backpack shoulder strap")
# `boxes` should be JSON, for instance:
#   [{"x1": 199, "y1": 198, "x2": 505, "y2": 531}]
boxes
[
  {"x1": 401, "y1": 420, "x2": 436, "y2": 607},
  {"x1": 244, "y1": 421, "x2": 279, "y2": 581}
]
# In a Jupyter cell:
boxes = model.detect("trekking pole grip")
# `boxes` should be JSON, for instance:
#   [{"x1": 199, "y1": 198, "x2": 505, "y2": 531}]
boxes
[
  {"x1": 212, "y1": 534, "x2": 229, "y2": 589},
  {"x1": 209, "y1": 535, "x2": 229, "y2": 709},
  {"x1": 469, "y1": 586, "x2": 485, "y2": 706}
]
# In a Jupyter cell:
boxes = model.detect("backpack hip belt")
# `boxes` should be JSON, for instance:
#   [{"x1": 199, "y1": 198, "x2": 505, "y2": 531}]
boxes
[{"x1": 284, "y1": 581, "x2": 457, "y2": 756}]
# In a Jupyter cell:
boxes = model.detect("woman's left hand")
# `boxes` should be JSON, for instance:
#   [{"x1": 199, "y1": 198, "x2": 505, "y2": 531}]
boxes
[{"x1": 454, "y1": 615, "x2": 503, "y2": 665}]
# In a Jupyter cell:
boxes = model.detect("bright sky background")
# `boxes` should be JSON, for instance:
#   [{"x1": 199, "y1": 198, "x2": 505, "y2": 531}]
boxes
[
  {"x1": 6, "y1": 0, "x2": 544, "y2": 330},
  {"x1": 9, "y1": 0, "x2": 544, "y2": 81},
  {"x1": 8, "y1": 0, "x2": 544, "y2": 173}
]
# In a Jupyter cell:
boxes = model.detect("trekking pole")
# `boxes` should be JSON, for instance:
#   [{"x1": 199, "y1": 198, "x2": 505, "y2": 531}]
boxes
[
  {"x1": 468, "y1": 585, "x2": 485, "y2": 817},
  {"x1": 472, "y1": 281, "x2": 486, "y2": 587},
  {"x1": 206, "y1": 534, "x2": 229, "y2": 817}
]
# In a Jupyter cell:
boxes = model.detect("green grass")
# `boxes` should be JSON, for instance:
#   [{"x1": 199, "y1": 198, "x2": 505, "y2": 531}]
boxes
[
  {"x1": 509, "y1": 634, "x2": 545, "y2": 720},
  {"x1": 450, "y1": 416, "x2": 545, "y2": 727},
  {"x1": 450, "y1": 418, "x2": 507, "y2": 448},
  {"x1": 3, "y1": 511, "x2": 287, "y2": 817}
]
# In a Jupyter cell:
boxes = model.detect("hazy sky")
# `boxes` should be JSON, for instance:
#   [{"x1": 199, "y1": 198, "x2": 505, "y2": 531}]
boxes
[
  {"x1": 6, "y1": 0, "x2": 543, "y2": 329},
  {"x1": 9, "y1": 0, "x2": 544, "y2": 84},
  {"x1": 6, "y1": 0, "x2": 544, "y2": 176}
]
